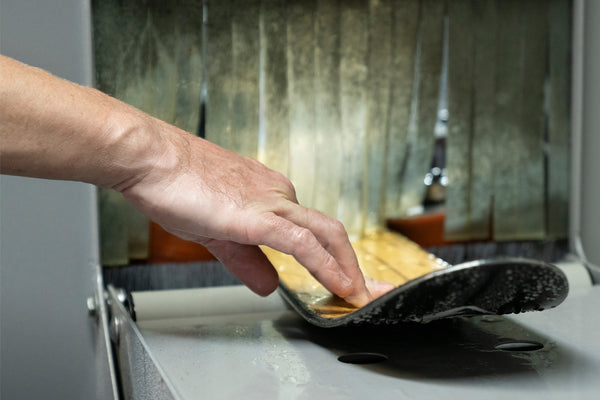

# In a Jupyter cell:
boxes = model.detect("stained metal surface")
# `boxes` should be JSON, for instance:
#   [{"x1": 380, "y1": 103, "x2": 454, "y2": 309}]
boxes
[{"x1": 133, "y1": 284, "x2": 600, "y2": 400}]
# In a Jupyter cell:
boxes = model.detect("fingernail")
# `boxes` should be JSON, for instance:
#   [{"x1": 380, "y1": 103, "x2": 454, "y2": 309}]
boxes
[
  {"x1": 344, "y1": 291, "x2": 372, "y2": 308},
  {"x1": 364, "y1": 276, "x2": 395, "y2": 297}
]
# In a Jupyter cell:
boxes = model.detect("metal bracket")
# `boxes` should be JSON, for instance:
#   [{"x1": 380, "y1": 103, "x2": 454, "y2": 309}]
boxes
[{"x1": 106, "y1": 285, "x2": 180, "y2": 400}]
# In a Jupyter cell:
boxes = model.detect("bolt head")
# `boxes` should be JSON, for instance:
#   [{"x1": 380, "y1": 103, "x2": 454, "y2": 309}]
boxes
[{"x1": 87, "y1": 296, "x2": 97, "y2": 316}]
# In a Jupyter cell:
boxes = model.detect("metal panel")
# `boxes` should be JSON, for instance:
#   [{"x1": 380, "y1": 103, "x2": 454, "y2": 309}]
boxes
[
  {"x1": 337, "y1": 0, "x2": 369, "y2": 238},
  {"x1": 205, "y1": 0, "x2": 234, "y2": 149},
  {"x1": 286, "y1": 0, "x2": 317, "y2": 207},
  {"x1": 365, "y1": 0, "x2": 392, "y2": 231},
  {"x1": 259, "y1": 0, "x2": 290, "y2": 176},
  {"x1": 547, "y1": 0, "x2": 572, "y2": 239},
  {"x1": 384, "y1": 0, "x2": 419, "y2": 217},
  {"x1": 492, "y1": 0, "x2": 547, "y2": 240},
  {"x1": 231, "y1": 0, "x2": 261, "y2": 158},
  {"x1": 397, "y1": 0, "x2": 444, "y2": 215},
  {"x1": 571, "y1": 0, "x2": 600, "y2": 277},
  {"x1": 578, "y1": 0, "x2": 600, "y2": 271},
  {"x1": 312, "y1": 0, "x2": 342, "y2": 218},
  {"x1": 0, "y1": 0, "x2": 112, "y2": 398}
]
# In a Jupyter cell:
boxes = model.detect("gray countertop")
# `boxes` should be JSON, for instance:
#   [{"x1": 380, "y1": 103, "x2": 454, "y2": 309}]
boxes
[{"x1": 135, "y1": 284, "x2": 600, "y2": 400}]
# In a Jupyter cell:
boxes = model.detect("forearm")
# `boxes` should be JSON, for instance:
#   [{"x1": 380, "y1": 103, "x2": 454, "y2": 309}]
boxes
[{"x1": 0, "y1": 54, "x2": 169, "y2": 189}]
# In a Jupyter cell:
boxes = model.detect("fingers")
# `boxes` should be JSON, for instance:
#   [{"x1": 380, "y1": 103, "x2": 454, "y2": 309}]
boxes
[
  {"x1": 279, "y1": 204, "x2": 357, "y2": 270},
  {"x1": 203, "y1": 240, "x2": 279, "y2": 297},
  {"x1": 364, "y1": 276, "x2": 396, "y2": 299},
  {"x1": 252, "y1": 211, "x2": 372, "y2": 305},
  {"x1": 274, "y1": 203, "x2": 374, "y2": 306}
]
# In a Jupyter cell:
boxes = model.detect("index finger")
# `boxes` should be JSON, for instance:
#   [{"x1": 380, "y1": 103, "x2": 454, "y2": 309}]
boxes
[
  {"x1": 246, "y1": 205, "x2": 373, "y2": 307},
  {"x1": 275, "y1": 204, "x2": 374, "y2": 306},
  {"x1": 251, "y1": 212, "x2": 374, "y2": 305}
]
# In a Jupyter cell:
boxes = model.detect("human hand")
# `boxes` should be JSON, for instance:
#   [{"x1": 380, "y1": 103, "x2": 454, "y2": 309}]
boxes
[
  {"x1": 119, "y1": 119, "x2": 393, "y2": 306},
  {"x1": 0, "y1": 54, "x2": 394, "y2": 306}
]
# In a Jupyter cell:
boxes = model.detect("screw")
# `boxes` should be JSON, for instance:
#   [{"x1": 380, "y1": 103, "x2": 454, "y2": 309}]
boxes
[
  {"x1": 115, "y1": 289, "x2": 127, "y2": 305},
  {"x1": 87, "y1": 296, "x2": 97, "y2": 317}
]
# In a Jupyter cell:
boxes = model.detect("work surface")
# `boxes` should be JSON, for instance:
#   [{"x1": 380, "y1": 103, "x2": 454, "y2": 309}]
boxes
[{"x1": 136, "y1": 285, "x2": 600, "y2": 400}]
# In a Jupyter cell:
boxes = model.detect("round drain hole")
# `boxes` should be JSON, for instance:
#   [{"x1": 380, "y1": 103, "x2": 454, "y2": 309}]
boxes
[
  {"x1": 338, "y1": 352, "x2": 388, "y2": 364},
  {"x1": 495, "y1": 341, "x2": 544, "y2": 352}
]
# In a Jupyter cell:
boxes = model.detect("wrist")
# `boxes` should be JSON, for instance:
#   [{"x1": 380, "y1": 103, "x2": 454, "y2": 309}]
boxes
[
  {"x1": 97, "y1": 109, "x2": 182, "y2": 192},
  {"x1": 101, "y1": 108, "x2": 193, "y2": 199}
]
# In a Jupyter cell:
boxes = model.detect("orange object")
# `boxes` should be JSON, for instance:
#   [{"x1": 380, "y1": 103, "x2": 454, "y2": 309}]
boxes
[
  {"x1": 386, "y1": 212, "x2": 449, "y2": 248},
  {"x1": 148, "y1": 222, "x2": 216, "y2": 263}
]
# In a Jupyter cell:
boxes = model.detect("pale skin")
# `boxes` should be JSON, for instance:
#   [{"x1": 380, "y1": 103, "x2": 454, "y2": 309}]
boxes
[{"x1": 0, "y1": 55, "x2": 394, "y2": 306}]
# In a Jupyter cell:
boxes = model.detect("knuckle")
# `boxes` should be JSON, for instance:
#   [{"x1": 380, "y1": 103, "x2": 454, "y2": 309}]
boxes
[
  {"x1": 273, "y1": 173, "x2": 297, "y2": 198},
  {"x1": 330, "y1": 219, "x2": 347, "y2": 236},
  {"x1": 322, "y1": 218, "x2": 348, "y2": 250},
  {"x1": 320, "y1": 253, "x2": 338, "y2": 273},
  {"x1": 283, "y1": 181, "x2": 297, "y2": 199},
  {"x1": 291, "y1": 226, "x2": 314, "y2": 245},
  {"x1": 281, "y1": 175, "x2": 294, "y2": 189}
]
